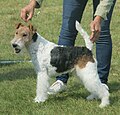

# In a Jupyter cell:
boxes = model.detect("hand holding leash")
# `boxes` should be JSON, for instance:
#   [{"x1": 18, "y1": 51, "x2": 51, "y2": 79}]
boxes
[
  {"x1": 20, "y1": 0, "x2": 36, "y2": 22},
  {"x1": 90, "y1": 16, "x2": 102, "y2": 43}
]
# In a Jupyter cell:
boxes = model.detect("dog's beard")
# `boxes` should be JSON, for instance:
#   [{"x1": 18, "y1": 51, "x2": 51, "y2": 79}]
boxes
[{"x1": 13, "y1": 47, "x2": 28, "y2": 60}]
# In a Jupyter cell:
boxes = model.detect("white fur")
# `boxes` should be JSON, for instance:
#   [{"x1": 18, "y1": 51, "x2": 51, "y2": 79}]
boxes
[
  {"x1": 27, "y1": 33, "x2": 109, "y2": 108},
  {"x1": 11, "y1": 23, "x2": 110, "y2": 108},
  {"x1": 76, "y1": 21, "x2": 93, "y2": 50},
  {"x1": 75, "y1": 62, "x2": 109, "y2": 108}
]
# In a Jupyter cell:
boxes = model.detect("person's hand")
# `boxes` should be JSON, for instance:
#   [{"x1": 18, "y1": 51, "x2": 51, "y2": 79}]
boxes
[
  {"x1": 90, "y1": 16, "x2": 102, "y2": 43},
  {"x1": 20, "y1": 0, "x2": 36, "y2": 22}
]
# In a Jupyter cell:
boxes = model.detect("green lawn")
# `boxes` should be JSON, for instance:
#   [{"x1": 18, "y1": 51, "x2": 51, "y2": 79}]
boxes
[{"x1": 0, "y1": 0, "x2": 120, "y2": 115}]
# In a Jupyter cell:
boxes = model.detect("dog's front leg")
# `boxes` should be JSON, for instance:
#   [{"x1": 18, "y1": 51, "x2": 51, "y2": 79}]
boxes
[{"x1": 34, "y1": 70, "x2": 49, "y2": 103}]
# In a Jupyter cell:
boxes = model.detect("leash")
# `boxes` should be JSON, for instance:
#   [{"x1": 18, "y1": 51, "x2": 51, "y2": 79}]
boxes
[{"x1": 0, "y1": 60, "x2": 32, "y2": 65}]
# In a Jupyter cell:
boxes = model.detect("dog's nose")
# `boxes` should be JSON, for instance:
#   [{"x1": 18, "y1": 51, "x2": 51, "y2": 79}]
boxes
[{"x1": 12, "y1": 44, "x2": 18, "y2": 48}]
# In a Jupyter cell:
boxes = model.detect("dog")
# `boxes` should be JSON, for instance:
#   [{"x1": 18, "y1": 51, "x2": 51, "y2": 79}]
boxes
[{"x1": 11, "y1": 21, "x2": 109, "y2": 108}]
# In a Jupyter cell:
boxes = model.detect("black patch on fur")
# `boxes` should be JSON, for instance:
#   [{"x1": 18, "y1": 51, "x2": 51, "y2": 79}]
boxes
[
  {"x1": 50, "y1": 46, "x2": 93, "y2": 73},
  {"x1": 32, "y1": 33, "x2": 38, "y2": 42}
]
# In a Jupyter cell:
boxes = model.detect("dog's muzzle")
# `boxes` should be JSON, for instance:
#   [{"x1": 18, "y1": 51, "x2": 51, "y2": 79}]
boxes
[{"x1": 12, "y1": 43, "x2": 21, "y2": 53}]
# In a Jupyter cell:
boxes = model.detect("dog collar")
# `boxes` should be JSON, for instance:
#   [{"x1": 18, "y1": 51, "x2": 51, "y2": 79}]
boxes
[{"x1": 32, "y1": 33, "x2": 38, "y2": 42}]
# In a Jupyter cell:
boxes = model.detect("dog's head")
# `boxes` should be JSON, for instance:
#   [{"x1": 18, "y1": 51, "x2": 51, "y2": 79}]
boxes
[{"x1": 11, "y1": 23, "x2": 37, "y2": 53}]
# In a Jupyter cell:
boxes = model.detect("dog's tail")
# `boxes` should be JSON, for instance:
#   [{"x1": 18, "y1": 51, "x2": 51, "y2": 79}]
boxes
[{"x1": 75, "y1": 21, "x2": 93, "y2": 50}]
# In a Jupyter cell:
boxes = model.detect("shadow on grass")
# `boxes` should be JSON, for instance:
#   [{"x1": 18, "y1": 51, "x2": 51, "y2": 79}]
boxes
[
  {"x1": 0, "y1": 66, "x2": 36, "y2": 82},
  {"x1": 48, "y1": 83, "x2": 88, "y2": 103},
  {"x1": 108, "y1": 82, "x2": 120, "y2": 105},
  {"x1": 109, "y1": 82, "x2": 120, "y2": 93},
  {"x1": 47, "y1": 81, "x2": 120, "y2": 105},
  {"x1": 54, "y1": 81, "x2": 120, "y2": 100}
]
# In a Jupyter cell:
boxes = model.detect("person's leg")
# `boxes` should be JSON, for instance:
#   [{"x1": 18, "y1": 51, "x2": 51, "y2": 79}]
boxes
[
  {"x1": 48, "y1": 0, "x2": 88, "y2": 94},
  {"x1": 56, "y1": 0, "x2": 88, "y2": 84},
  {"x1": 93, "y1": 0, "x2": 116, "y2": 84}
]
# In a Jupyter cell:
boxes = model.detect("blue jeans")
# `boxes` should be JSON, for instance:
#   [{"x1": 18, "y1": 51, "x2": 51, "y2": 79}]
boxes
[{"x1": 56, "y1": 0, "x2": 116, "y2": 84}]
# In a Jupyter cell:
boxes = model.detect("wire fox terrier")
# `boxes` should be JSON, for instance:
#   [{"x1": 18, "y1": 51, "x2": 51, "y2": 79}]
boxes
[{"x1": 11, "y1": 21, "x2": 110, "y2": 108}]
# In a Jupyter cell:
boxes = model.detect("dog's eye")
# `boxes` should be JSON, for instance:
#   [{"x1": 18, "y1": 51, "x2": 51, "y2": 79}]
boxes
[
  {"x1": 16, "y1": 32, "x2": 18, "y2": 34},
  {"x1": 23, "y1": 33, "x2": 27, "y2": 37}
]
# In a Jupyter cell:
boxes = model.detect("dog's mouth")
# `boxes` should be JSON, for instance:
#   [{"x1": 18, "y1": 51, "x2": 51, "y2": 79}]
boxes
[
  {"x1": 11, "y1": 43, "x2": 22, "y2": 53},
  {"x1": 14, "y1": 48, "x2": 21, "y2": 53}
]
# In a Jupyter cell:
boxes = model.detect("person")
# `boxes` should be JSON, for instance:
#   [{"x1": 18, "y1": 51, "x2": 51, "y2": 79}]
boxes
[{"x1": 21, "y1": 0, "x2": 116, "y2": 94}]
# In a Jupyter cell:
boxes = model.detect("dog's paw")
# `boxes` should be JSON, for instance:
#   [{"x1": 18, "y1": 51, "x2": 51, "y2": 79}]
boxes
[
  {"x1": 99, "y1": 98, "x2": 110, "y2": 108},
  {"x1": 99, "y1": 102, "x2": 109, "y2": 108},
  {"x1": 34, "y1": 96, "x2": 47, "y2": 103}
]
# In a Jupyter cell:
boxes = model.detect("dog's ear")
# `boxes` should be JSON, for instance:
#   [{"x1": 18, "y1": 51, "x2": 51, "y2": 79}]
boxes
[
  {"x1": 16, "y1": 23, "x2": 23, "y2": 29},
  {"x1": 28, "y1": 24, "x2": 37, "y2": 34}
]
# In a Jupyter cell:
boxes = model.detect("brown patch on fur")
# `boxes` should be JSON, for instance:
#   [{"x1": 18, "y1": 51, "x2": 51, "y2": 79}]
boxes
[
  {"x1": 14, "y1": 23, "x2": 37, "y2": 42},
  {"x1": 76, "y1": 55, "x2": 95, "y2": 69},
  {"x1": 28, "y1": 24, "x2": 37, "y2": 34}
]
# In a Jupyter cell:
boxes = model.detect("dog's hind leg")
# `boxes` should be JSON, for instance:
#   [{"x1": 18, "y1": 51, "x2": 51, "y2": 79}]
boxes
[
  {"x1": 75, "y1": 62, "x2": 110, "y2": 108},
  {"x1": 98, "y1": 84, "x2": 110, "y2": 108},
  {"x1": 34, "y1": 69, "x2": 49, "y2": 103}
]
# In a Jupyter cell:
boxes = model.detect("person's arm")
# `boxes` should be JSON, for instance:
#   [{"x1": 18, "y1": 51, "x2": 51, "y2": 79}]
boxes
[
  {"x1": 20, "y1": 0, "x2": 43, "y2": 22},
  {"x1": 90, "y1": 0, "x2": 114, "y2": 43},
  {"x1": 95, "y1": 0, "x2": 114, "y2": 19}
]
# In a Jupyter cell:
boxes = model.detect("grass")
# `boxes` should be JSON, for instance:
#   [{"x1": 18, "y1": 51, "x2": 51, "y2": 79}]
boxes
[{"x1": 0, "y1": 0, "x2": 120, "y2": 115}]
